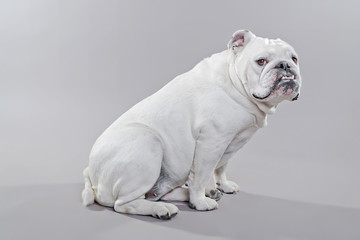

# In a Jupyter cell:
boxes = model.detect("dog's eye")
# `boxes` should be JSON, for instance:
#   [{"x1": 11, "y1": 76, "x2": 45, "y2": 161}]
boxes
[
  {"x1": 256, "y1": 59, "x2": 267, "y2": 66},
  {"x1": 292, "y1": 57, "x2": 298, "y2": 64}
]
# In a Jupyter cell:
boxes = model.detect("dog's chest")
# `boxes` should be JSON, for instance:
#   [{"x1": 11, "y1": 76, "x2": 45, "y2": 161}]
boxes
[{"x1": 226, "y1": 126, "x2": 258, "y2": 153}]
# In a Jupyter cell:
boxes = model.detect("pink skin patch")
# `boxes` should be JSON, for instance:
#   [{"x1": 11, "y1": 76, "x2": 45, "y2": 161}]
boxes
[
  {"x1": 286, "y1": 88, "x2": 293, "y2": 95},
  {"x1": 270, "y1": 88, "x2": 283, "y2": 96},
  {"x1": 264, "y1": 73, "x2": 277, "y2": 87},
  {"x1": 270, "y1": 86, "x2": 293, "y2": 97}
]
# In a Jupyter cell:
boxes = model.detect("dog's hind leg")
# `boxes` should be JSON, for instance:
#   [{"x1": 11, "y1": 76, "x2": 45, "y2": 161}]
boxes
[
  {"x1": 160, "y1": 186, "x2": 222, "y2": 202},
  {"x1": 92, "y1": 125, "x2": 179, "y2": 220},
  {"x1": 114, "y1": 198, "x2": 179, "y2": 220},
  {"x1": 161, "y1": 187, "x2": 189, "y2": 201},
  {"x1": 91, "y1": 124, "x2": 170, "y2": 210}
]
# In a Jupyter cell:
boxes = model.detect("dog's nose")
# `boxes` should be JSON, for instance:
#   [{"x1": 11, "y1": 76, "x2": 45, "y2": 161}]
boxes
[{"x1": 275, "y1": 61, "x2": 291, "y2": 71}]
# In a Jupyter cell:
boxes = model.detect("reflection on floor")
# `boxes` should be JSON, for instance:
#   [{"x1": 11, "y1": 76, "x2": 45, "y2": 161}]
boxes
[{"x1": 1, "y1": 183, "x2": 359, "y2": 240}]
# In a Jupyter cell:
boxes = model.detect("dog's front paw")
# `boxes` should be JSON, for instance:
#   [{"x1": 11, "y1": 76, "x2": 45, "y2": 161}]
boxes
[
  {"x1": 205, "y1": 189, "x2": 223, "y2": 201},
  {"x1": 189, "y1": 197, "x2": 218, "y2": 211},
  {"x1": 217, "y1": 180, "x2": 240, "y2": 194}
]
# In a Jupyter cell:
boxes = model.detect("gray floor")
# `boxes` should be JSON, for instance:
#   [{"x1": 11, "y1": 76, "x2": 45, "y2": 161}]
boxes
[{"x1": 1, "y1": 183, "x2": 359, "y2": 240}]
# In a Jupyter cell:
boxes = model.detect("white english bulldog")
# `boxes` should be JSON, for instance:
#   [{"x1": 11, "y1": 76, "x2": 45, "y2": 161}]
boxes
[{"x1": 82, "y1": 30, "x2": 302, "y2": 219}]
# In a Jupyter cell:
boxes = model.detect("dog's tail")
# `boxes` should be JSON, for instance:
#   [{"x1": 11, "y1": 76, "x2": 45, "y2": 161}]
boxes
[{"x1": 81, "y1": 167, "x2": 96, "y2": 206}]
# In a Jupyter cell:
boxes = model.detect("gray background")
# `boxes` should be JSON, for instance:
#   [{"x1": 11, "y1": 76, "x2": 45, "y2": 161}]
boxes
[{"x1": 1, "y1": 0, "x2": 359, "y2": 239}]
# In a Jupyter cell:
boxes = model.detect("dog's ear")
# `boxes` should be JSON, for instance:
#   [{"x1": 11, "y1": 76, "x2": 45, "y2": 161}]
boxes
[{"x1": 227, "y1": 30, "x2": 255, "y2": 54}]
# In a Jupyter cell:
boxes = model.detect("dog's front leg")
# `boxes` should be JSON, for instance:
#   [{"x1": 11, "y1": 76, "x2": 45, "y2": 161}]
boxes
[
  {"x1": 205, "y1": 175, "x2": 223, "y2": 201},
  {"x1": 215, "y1": 162, "x2": 240, "y2": 194},
  {"x1": 187, "y1": 132, "x2": 227, "y2": 211}
]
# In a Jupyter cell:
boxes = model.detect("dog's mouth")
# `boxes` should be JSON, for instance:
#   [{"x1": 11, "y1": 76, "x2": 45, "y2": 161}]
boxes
[
  {"x1": 278, "y1": 74, "x2": 295, "y2": 81},
  {"x1": 252, "y1": 73, "x2": 298, "y2": 100}
]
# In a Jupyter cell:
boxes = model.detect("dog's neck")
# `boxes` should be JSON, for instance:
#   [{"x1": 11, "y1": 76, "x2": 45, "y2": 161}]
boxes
[{"x1": 203, "y1": 50, "x2": 270, "y2": 128}]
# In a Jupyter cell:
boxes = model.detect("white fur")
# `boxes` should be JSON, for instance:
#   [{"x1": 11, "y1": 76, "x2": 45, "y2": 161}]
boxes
[
  {"x1": 81, "y1": 168, "x2": 95, "y2": 206},
  {"x1": 82, "y1": 30, "x2": 302, "y2": 219}
]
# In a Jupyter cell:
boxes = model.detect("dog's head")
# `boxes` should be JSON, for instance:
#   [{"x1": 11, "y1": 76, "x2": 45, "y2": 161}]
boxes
[{"x1": 228, "y1": 30, "x2": 302, "y2": 105}]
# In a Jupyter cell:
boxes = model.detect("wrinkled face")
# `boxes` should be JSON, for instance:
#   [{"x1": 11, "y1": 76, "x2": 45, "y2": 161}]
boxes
[{"x1": 236, "y1": 37, "x2": 302, "y2": 104}]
